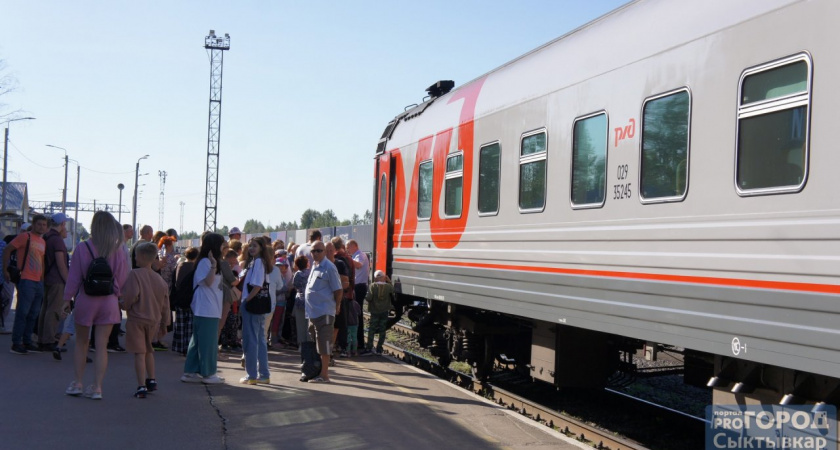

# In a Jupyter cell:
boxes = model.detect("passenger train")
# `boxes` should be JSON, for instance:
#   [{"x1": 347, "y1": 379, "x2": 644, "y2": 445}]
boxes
[{"x1": 371, "y1": 0, "x2": 840, "y2": 408}]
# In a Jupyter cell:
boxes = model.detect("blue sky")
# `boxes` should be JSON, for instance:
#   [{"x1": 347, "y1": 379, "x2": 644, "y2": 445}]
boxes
[{"x1": 0, "y1": 0, "x2": 626, "y2": 234}]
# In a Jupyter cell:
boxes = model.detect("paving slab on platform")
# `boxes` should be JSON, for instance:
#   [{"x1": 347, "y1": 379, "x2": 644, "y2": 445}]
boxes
[{"x1": 0, "y1": 316, "x2": 583, "y2": 449}]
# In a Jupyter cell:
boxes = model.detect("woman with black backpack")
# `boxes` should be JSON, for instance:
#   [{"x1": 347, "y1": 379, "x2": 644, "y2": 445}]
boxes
[{"x1": 63, "y1": 211, "x2": 128, "y2": 400}]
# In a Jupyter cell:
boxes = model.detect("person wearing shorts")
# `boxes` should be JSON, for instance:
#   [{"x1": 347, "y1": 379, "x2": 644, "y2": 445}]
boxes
[
  {"x1": 304, "y1": 241, "x2": 342, "y2": 383},
  {"x1": 120, "y1": 242, "x2": 170, "y2": 398}
]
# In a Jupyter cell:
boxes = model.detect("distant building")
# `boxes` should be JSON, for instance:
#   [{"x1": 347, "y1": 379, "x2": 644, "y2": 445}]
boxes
[{"x1": 0, "y1": 182, "x2": 30, "y2": 237}]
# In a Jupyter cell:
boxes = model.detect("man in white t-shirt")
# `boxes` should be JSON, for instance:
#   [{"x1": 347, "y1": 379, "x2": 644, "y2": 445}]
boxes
[{"x1": 295, "y1": 230, "x2": 322, "y2": 268}]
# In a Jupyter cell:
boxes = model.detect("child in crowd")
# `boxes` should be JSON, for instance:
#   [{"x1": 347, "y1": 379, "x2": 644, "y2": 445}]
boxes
[
  {"x1": 365, "y1": 270, "x2": 394, "y2": 355},
  {"x1": 120, "y1": 242, "x2": 171, "y2": 398},
  {"x1": 220, "y1": 250, "x2": 242, "y2": 351},
  {"x1": 345, "y1": 298, "x2": 361, "y2": 356},
  {"x1": 291, "y1": 255, "x2": 310, "y2": 352}
]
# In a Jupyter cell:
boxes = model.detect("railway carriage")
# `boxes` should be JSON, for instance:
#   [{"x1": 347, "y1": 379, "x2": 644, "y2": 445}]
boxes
[{"x1": 371, "y1": 0, "x2": 840, "y2": 408}]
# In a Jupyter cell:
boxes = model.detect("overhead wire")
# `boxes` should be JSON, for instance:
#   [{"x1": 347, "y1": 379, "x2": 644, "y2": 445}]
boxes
[
  {"x1": 8, "y1": 139, "x2": 63, "y2": 169},
  {"x1": 8, "y1": 138, "x2": 137, "y2": 174}
]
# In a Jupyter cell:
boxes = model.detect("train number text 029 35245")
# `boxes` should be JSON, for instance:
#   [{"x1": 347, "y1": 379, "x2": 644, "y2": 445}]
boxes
[{"x1": 614, "y1": 164, "x2": 632, "y2": 200}]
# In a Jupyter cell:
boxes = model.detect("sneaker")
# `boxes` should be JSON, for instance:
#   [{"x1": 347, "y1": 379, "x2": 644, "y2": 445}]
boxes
[
  {"x1": 107, "y1": 345, "x2": 126, "y2": 353},
  {"x1": 339, "y1": 351, "x2": 348, "y2": 357},
  {"x1": 0, "y1": 327, "x2": 11, "y2": 335},
  {"x1": 83, "y1": 385, "x2": 102, "y2": 400},
  {"x1": 145, "y1": 378, "x2": 158, "y2": 392},
  {"x1": 201, "y1": 374, "x2": 225, "y2": 385},
  {"x1": 24, "y1": 343, "x2": 41, "y2": 353},
  {"x1": 134, "y1": 386, "x2": 148, "y2": 399},
  {"x1": 10, "y1": 344, "x2": 28, "y2": 355},
  {"x1": 254, "y1": 377, "x2": 270, "y2": 385},
  {"x1": 65, "y1": 381, "x2": 83, "y2": 396},
  {"x1": 180, "y1": 373, "x2": 203, "y2": 383},
  {"x1": 329, "y1": 356, "x2": 336, "y2": 366},
  {"x1": 360, "y1": 349, "x2": 374, "y2": 356},
  {"x1": 53, "y1": 348, "x2": 62, "y2": 361},
  {"x1": 308, "y1": 377, "x2": 330, "y2": 383},
  {"x1": 239, "y1": 376, "x2": 253, "y2": 384},
  {"x1": 152, "y1": 342, "x2": 168, "y2": 351}
]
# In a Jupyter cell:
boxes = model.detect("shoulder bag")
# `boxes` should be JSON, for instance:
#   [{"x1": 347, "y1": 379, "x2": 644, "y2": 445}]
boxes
[{"x1": 245, "y1": 263, "x2": 272, "y2": 315}]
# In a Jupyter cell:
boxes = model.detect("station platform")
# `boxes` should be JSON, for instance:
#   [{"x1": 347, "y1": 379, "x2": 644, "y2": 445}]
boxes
[{"x1": 0, "y1": 323, "x2": 584, "y2": 449}]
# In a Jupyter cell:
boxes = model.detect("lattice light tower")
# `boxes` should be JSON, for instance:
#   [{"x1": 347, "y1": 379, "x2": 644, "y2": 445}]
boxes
[
  {"x1": 158, "y1": 170, "x2": 167, "y2": 231},
  {"x1": 203, "y1": 30, "x2": 230, "y2": 232}
]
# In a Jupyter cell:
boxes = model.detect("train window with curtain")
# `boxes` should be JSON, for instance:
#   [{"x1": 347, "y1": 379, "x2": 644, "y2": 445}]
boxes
[
  {"x1": 736, "y1": 54, "x2": 810, "y2": 195},
  {"x1": 571, "y1": 112, "x2": 608, "y2": 208},
  {"x1": 444, "y1": 153, "x2": 464, "y2": 218},
  {"x1": 519, "y1": 130, "x2": 547, "y2": 212},
  {"x1": 378, "y1": 173, "x2": 387, "y2": 224},
  {"x1": 417, "y1": 160, "x2": 433, "y2": 220},
  {"x1": 478, "y1": 142, "x2": 501, "y2": 215},
  {"x1": 640, "y1": 88, "x2": 691, "y2": 203}
]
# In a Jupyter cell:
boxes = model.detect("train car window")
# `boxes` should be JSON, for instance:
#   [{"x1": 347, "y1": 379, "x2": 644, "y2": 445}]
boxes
[
  {"x1": 478, "y1": 142, "x2": 501, "y2": 215},
  {"x1": 571, "y1": 112, "x2": 608, "y2": 208},
  {"x1": 378, "y1": 173, "x2": 387, "y2": 224},
  {"x1": 519, "y1": 130, "x2": 547, "y2": 212},
  {"x1": 444, "y1": 153, "x2": 463, "y2": 218},
  {"x1": 640, "y1": 89, "x2": 691, "y2": 203},
  {"x1": 736, "y1": 54, "x2": 811, "y2": 195},
  {"x1": 417, "y1": 160, "x2": 433, "y2": 220}
]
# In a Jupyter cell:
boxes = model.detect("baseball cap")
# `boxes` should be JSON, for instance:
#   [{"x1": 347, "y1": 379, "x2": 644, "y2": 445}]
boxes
[
  {"x1": 20, "y1": 222, "x2": 31, "y2": 232},
  {"x1": 275, "y1": 257, "x2": 289, "y2": 266},
  {"x1": 51, "y1": 212, "x2": 68, "y2": 224},
  {"x1": 228, "y1": 227, "x2": 242, "y2": 236},
  {"x1": 374, "y1": 270, "x2": 385, "y2": 279}
]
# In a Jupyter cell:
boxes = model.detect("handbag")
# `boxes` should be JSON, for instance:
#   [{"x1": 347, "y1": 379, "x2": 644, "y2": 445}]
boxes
[{"x1": 245, "y1": 281, "x2": 272, "y2": 314}]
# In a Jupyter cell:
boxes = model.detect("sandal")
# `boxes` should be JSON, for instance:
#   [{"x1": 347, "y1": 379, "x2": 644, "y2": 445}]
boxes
[{"x1": 134, "y1": 386, "x2": 148, "y2": 398}]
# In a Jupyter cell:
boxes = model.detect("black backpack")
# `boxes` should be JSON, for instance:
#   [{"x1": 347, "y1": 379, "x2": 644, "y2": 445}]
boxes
[
  {"x1": 170, "y1": 263, "x2": 196, "y2": 310},
  {"x1": 83, "y1": 242, "x2": 114, "y2": 296}
]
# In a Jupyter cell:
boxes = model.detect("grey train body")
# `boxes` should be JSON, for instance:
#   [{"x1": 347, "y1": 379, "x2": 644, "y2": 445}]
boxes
[{"x1": 372, "y1": 0, "x2": 840, "y2": 403}]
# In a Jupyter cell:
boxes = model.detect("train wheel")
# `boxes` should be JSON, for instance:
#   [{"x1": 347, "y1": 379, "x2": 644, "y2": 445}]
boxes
[{"x1": 470, "y1": 336, "x2": 494, "y2": 380}]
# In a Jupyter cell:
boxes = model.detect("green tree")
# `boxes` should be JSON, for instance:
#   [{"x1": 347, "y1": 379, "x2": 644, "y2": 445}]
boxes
[
  {"x1": 243, "y1": 219, "x2": 266, "y2": 234},
  {"x1": 300, "y1": 209, "x2": 321, "y2": 229},
  {"x1": 181, "y1": 230, "x2": 199, "y2": 240},
  {"x1": 363, "y1": 209, "x2": 372, "y2": 224}
]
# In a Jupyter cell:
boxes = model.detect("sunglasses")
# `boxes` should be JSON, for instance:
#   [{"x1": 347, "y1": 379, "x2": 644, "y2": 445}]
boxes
[{"x1": 311, "y1": 249, "x2": 324, "y2": 253}]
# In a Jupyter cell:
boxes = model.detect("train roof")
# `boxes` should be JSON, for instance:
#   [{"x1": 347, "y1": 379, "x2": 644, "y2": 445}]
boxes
[{"x1": 380, "y1": 0, "x2": 804, "y2": 151}]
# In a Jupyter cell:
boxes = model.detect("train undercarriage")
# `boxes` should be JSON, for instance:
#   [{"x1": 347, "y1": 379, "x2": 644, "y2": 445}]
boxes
[{"x1": 393, "y1": 292, "x2": 840, "y2": 411}]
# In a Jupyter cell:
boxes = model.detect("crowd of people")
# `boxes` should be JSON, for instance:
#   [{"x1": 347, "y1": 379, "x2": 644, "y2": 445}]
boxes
[{"x1": 0, "y1": 212, "x2": 395, "y2": 399}]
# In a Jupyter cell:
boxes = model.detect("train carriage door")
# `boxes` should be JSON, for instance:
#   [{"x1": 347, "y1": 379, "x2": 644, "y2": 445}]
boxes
[{"x1": 374, "y1": 152, "x2": 394, "y2": 276}]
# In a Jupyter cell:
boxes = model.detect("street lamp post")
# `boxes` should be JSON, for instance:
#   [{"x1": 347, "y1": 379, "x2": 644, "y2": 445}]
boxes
[
  {"x1": 2, "y1": 117, "x2": 36, "y2": 214},
  {"x1": 117, "y1": 183, "x2": 125, "y2": 223},
  {"x1": 45, "y1": 144, "x2": 69, "y2": 213},
  {"x1": 132, "y1": 155, "x2": 149, "y2": 242}
]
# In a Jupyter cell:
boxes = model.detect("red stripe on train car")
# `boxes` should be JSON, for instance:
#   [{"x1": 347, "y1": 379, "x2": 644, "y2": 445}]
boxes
[{"x1": 394, "y1": 258, "x2": 840, "y2": 295}]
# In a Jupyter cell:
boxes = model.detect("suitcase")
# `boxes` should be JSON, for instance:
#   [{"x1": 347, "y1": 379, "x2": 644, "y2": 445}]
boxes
[{"x1": 299, "y1": 341, "x2": 321, "y2": 382}]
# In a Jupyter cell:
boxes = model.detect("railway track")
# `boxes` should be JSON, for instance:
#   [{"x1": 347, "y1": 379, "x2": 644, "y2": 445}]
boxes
[{"x1": 372, "y1": 315, "x2": 705, "y2": 450}]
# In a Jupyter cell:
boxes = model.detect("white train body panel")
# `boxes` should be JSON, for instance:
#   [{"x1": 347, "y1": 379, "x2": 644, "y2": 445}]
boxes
[{"x1": 373, "y1": 0, "x2": 840, "y2": 378}]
